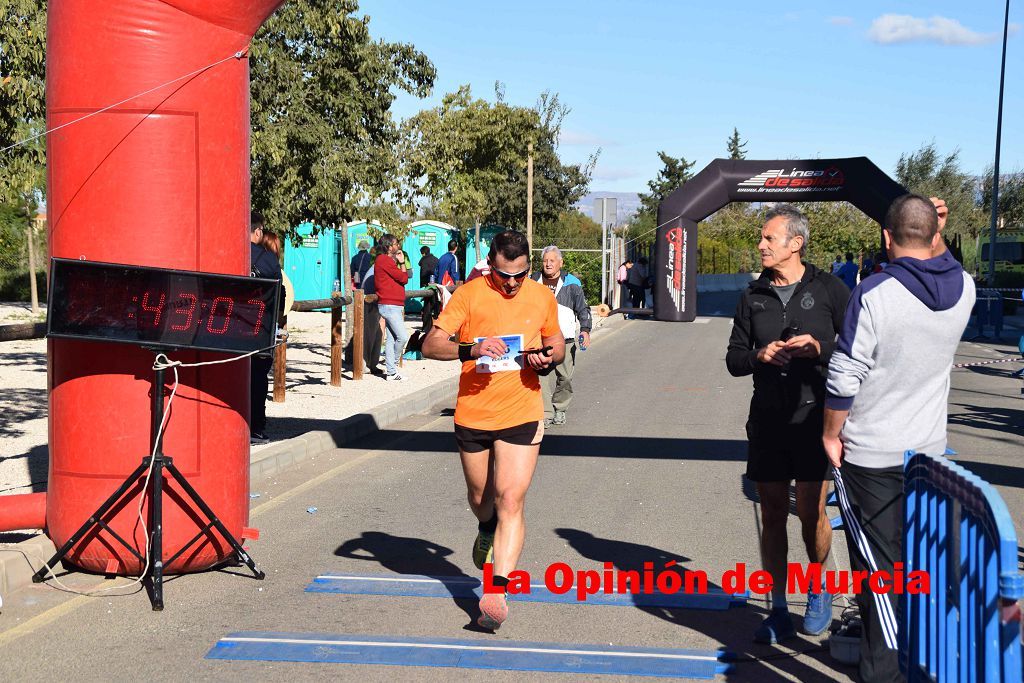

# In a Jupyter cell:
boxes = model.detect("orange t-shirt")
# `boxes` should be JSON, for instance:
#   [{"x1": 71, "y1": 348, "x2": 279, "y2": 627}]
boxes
[{"x1": 435, "y1": 275, "x2": 560, "y2": 430}]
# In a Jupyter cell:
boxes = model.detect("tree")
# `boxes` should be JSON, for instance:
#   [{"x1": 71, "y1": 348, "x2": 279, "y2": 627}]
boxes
[
  {"x1": 981, "y1": 167, "x2": 1024, "y2": 228},
  {"x1": 400, "y1": 85, "x2": 539, "y2": 230},
  {"x1": 0, "y1": 0, "x2": 46, "y2": 207},
  {"x1": 637, "y1": 152, "x2": 696, "y2": 218},
  {"x1": 895, "y1": 143, "x2": 984, "y2": 239},
  {"x1": 535, "y1": 210, "x2": 601, "y2": 249},
  {"x1": 618, "y1": 211, "x2": 658, "y2": 254},
  {"x1": 249, "y1": 0, "x2": 436, "y2": 237},
  {"x1": 486, "y1": 91, "x2": 597, "y2": 231},
  {"x1": 726, "y1": 127, "x2": 747, "y2": 160}
]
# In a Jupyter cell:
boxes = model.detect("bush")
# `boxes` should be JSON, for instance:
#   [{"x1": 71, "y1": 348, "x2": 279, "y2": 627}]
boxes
[{"x1": 0, "y1": 268, "x2": 47, "y2": 302}]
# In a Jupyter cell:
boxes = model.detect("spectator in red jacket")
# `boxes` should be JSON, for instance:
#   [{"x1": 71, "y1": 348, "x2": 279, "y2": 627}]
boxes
[{"x1": 374, "y1": 233, "x2": 410, "y2": 380}]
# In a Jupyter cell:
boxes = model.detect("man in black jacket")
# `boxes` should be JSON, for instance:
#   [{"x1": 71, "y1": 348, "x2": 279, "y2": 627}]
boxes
[
  {"x1": 726, "y1": 204, "x2": 850, "y2": 644},
  {"x1": 250, "y1": 211, "x2": 282, "y2": 444}
]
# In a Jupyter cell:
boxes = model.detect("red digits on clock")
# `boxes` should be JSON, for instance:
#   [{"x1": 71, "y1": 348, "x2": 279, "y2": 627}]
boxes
[
  {"x1": 140, "y1": 292, "x2": 166, "y2": 327},
  {"x1": 170, "y1": 293, "x2": 197, "y2": 331},
  {"x1": 206, "y1": 296, "x2": 234, "y2": 334},
  {"x1": 247, "y1": 299, "x2": 266, "y2": 335}
]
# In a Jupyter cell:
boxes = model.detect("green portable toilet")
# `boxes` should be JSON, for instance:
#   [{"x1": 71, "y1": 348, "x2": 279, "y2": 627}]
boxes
[
  {"x1": 402, "y1": 220, "x2": 460, "y2": 312},
  {"x1": 283, "y1": 222, "x2": 343, "y2": 307}
]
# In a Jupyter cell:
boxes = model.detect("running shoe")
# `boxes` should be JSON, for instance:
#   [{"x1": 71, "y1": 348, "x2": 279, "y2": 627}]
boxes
[
  {"x1": 477, "y1": 592, "x2": 508, "y2": 630},
  {"x1": 472, "y1": 530, "x2": 494, "y2": 570},
  {"x1": 753, "y1": 607, "x2": 796, "y2": 644},
  {"x1": 801, "y1": 590, "x2": 834, "y2": 635},
  {"x1": 385, "y1": 372, "x2": 405, "y2": 382},
  {"x1": 552, "y1": 410, "x2": 566, "y2": 425}
]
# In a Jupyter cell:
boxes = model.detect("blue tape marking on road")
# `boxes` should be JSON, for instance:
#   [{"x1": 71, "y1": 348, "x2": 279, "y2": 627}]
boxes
[
  {"x1": 206, "y1": 631, "x2": 733, "y2": 679},
  {"x1": 305, "y1": 572, "x2": 747, "y2": 610}
]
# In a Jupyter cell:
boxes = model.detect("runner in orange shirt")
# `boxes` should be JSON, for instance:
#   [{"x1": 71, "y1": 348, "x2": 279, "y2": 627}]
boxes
[{"x1": 422, "y1": 230, "x2": 565, "y2": 630}]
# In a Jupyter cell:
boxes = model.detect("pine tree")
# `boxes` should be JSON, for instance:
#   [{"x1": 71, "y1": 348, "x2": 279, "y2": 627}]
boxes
[
  {"x1": 726, "y1": 127, "x2": 747, "y2": 160},
  {"x1": 637, "y1": 152, "x2": 696, "y2": 217}
]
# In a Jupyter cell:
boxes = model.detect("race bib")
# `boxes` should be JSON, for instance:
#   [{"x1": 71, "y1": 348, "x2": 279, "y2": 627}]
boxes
[{"x1": 474, "y1": 334, "x2": 524, "y2": 374}]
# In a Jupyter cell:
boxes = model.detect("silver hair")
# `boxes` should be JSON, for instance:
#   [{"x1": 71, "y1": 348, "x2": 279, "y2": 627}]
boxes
[
  {"x1": 764, "y1": 203, "x2": 809, "y2": 256},
  {"x1": 541, "y1": 245, "x2": 562, "y2": 259}
]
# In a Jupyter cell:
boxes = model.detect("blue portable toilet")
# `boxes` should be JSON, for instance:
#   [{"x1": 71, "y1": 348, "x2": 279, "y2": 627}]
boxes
[
  {"x1": 402, "y1": 220, "x2": 460, "y2": 312},
  {"x1": 464, "y1": 224, "x2": 506, "y2": 274},
  {"x1": 283, "y1": 222, "x2": 343, "y2": 306}
]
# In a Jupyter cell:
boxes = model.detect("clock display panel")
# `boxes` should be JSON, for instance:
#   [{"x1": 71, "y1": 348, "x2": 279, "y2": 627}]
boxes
[{"x1": 47, "y1": 258, "x2": 280, "y2": 354}]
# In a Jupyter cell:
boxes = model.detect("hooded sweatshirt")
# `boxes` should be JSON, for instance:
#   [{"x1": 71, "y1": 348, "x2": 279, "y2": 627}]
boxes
[{"x1": 825, "y1": 250, "x2": 975, "y2": 468}]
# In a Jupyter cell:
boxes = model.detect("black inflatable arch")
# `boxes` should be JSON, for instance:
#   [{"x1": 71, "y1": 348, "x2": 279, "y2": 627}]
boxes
[{"x1": 653, "y1": 157, "x2": 907, "y2": 322}]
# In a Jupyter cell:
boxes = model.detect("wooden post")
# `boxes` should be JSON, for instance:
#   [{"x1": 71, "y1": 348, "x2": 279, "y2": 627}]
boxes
[
  {"x1": 339, "y1": 222, "x2": 350, "y2": 293},
  {"x1": 353, "y1": 289, "x2": 365, "y2": 380},
  {"x1": 339, "y1": 222, "x2": 351, "y2": 346},
  {"x1": 526, "y1": 142, "x2": 534, "y2": 249},
  {"x1": 474, "y1": 220, "x2": 481, "y2": 268},
  {"x1": 25, "y1": 205, "x2": 39, "y2": 314},
  {"x1": 273, "y1": 317, "x2": 287, "y2": 402},
  {"x1": 330, "y1": 299, "x2": 342, "y2": 386}
]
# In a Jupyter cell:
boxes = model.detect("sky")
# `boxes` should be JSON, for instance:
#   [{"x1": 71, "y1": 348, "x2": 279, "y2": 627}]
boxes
[{"x1": 359, "y1": 0, "x2": 1023, "y2": 194}]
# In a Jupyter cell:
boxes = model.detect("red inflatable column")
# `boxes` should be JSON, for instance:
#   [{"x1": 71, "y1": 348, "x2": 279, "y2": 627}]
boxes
[{"x1": 46, "y1": 0, "x2": 282, "y2": 574}]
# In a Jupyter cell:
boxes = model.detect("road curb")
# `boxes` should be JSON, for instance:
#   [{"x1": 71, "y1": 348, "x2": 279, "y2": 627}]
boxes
[
  {"x1": 0, "y1": 374, "x2": 460, "y2": 604},
  {"x1": 0, "y1": 534, "x2": 55, "y2": 604},
  {"x1": 249, "y1": 375, "x2": 459, "y2": 480}
]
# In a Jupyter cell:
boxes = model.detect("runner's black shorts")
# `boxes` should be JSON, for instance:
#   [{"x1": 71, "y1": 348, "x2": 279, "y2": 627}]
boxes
[
  {"x1": 745, "y1": 419, "x2": 830, "y2": 483},
  {"x1": 454, "y1": 421, "x2": 544, "y2": 453}
]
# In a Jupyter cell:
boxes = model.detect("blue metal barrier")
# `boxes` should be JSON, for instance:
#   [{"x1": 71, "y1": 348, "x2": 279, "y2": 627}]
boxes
[{"x1": 903, "y1": 451, "x2": 1024, "y2": 682}]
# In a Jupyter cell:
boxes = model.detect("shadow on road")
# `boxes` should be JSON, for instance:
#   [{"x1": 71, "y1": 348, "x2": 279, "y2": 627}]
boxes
[
  {"x1": 299, "y1": 423, "x2": 748, "y2": 462},
  {"x1": 0, "y1": 387, "x2": 47, "y2": 438},
  {"x1": 948, "y1": 402, "x2": 1024, "y2": 441},
  {"x1": 555, "y1": 527, "x2": 850, "y2": 682},
  {"x1": 334, "y1": 530, "x2": 486, "y2": 631}
]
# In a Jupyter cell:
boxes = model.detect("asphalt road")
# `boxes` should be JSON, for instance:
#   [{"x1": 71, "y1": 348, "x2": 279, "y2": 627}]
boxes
[{"x1": 1, "y1": 303, "x2": 1021, "y2": 682}]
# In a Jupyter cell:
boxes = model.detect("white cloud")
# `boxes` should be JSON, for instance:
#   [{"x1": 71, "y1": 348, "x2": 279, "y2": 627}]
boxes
[
  {"x1": 559, "y1": 129, "x2": 607, "y2": 147},
  {"x1": 828, "y1": 16, "x2": 855, "y2": 26},
  {"x1": 867, "y1": 14, "x2": 1005, "y2": 46}
]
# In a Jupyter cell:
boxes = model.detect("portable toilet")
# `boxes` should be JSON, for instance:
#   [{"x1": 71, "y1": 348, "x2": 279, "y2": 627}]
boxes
[
  {"x1": 283, "y1": 222, "x2": 343, "y2": 307},
  {"x1": 400, "y1": 220, "x2": 459, "y2": 312},
  {"x1": 464, "y1": 224, "x2": 507, "y2": 274},
  {"x1": 345, "y1": 219, "x2": 381, "y2": 285}
]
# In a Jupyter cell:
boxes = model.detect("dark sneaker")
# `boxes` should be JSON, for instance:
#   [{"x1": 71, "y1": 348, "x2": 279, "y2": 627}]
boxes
[
  {"x1": 250, "y1": 432, "x2": 269, "y2": 445},
  {"x1": 753, "y1": 607, "x2": 796, "y2": 644},
  {"x1": 552, "y1": 410, "x2": 566, "y2": 426},
  {"x1": 472, "y1": 530, "x2": 494, "y2": 570},
  {"x1": 477, "y1": 592, "x2": 508, "y2": 630},
  {"x1": 801, "y1": 590, "x2": 834, "y2": 635}
]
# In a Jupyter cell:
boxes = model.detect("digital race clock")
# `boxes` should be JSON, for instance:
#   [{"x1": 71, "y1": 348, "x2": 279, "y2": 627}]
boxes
[{"x1": 47, "y1": 258, "x2": 281, "y2": 354}]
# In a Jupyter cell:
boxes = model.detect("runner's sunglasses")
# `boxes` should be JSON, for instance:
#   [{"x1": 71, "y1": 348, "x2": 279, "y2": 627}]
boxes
[{"x1": 492, "y1": 267, "x2": 530, "y2": 281}]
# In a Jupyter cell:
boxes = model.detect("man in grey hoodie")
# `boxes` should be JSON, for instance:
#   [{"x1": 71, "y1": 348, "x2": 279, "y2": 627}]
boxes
[{"x1": 824, "y1": 194, "x2": 975, "y2": 683}]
